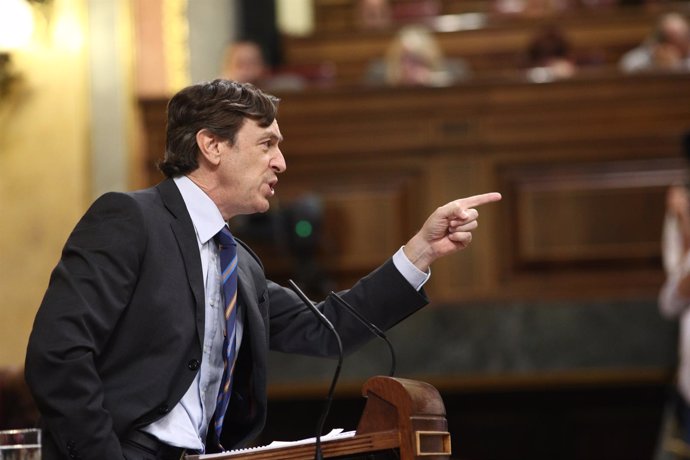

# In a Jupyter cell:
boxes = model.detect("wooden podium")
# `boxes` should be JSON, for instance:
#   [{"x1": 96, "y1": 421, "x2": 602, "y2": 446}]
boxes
[{"x1": 187, "y1": 376, "x2": 451, "y2": 460}]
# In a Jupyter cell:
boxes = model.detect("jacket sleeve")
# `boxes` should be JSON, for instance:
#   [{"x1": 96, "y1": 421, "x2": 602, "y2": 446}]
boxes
[
  {"x1": 25, "y1": 192, "x2": 146, "y2": 460},
  {"x1": 266, "y1": 259, "x2": 429, "y2": 357}
]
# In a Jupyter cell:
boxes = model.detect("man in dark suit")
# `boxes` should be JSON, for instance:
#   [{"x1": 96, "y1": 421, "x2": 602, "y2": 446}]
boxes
[{"x1": 24, "y1": 79, "x2": 500, "y2": 460}]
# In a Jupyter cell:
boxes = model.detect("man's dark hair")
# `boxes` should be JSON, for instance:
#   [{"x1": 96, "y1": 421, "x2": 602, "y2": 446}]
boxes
[{"x1": 158, "y1": 79, "x2": 280, "y2": 178}]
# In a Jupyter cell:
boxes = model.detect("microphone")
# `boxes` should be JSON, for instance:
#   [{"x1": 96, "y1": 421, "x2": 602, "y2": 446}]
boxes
[
  {"x1": 288, "y1": 279, "x2": 343, "y2": 460},
  {"x1": 328, "y1": 291, "x2": 396, "y2": 378}
]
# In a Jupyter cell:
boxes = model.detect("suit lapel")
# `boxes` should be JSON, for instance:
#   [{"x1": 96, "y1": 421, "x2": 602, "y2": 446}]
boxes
[
  {"x1": 237, "y1": 263, "x2": 266, "y2": 345},
  {"x1": 235, "y1": 260, "x2": 267, "y2": 434},
  {"x1": 157, "y1": 179, "x2": 206, "y2": 346},
  {"x1": 237, "y1": 259, "x2": 268, "y2": 378}
]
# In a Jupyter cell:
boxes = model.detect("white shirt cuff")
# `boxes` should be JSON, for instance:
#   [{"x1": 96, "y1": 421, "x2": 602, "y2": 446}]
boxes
[{"x1": 392, "y1": 246, "x2": 430, "y2": 291}]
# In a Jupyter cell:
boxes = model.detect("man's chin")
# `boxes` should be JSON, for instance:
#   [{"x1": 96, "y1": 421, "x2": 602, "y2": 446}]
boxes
[{"x1": 255, "y1": 201, "x2": 271, "y2": 214}]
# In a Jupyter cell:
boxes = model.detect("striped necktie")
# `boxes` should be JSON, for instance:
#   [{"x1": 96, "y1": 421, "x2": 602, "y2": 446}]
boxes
[{"x1": 213, "y1": 226, "x2": 239, "y2": 449}]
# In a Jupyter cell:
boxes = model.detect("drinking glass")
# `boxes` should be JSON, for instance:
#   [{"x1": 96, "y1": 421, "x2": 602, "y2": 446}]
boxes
[{"x1": 0, "y1": 429, "x2": 41, "y2": 460}]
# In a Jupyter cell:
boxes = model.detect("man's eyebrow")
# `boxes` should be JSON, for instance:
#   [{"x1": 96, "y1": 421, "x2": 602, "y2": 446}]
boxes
[{"x1": 262, "y1": 131, "x2": 283, "y2": 143}]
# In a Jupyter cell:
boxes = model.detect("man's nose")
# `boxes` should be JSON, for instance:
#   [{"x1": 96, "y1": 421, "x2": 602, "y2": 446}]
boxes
[{"x1": 271, "y1": 148, "x2": 286, "y2": 173}]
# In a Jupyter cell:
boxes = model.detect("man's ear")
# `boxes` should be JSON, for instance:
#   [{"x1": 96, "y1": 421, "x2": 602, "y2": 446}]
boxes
[{"x1": 196, "y1": 129, "x2": 223, "y2": 166}]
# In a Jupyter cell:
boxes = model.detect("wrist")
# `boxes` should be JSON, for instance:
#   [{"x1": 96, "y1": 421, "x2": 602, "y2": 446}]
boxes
[{"x1": 403, "y1": 234, "x2": 434, "y2": 272}]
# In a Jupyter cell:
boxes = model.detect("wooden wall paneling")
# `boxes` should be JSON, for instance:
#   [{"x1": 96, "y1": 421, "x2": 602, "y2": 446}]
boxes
[
  {"x1": 282, "y1": 115, "x2": 436, "y2": 155},
  {"x1": 480, "y1": 75, "x2": 690, "y2": 164},
  {"x1": 276, "y1": 85, "x2": 488, "y2": 160},
  {"x1": 511, "y1": 161, "x2": 678, "y2": 265},
  {"x1": 495, "y1": 158, "x2": 686, "y2": 299}
]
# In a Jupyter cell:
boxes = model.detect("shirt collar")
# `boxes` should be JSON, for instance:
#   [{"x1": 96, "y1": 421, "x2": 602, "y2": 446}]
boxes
[{"x1": 173, "y1": 176, "x2": 226, "y2": 245}]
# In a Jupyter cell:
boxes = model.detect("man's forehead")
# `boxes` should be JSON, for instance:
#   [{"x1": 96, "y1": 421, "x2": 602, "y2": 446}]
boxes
[
  {"x1": 269, "y1": 120, "x2": 283, "y2": 139},
  {"x1": 244, "y1": 118, "x2": 282, "y2": 140}
]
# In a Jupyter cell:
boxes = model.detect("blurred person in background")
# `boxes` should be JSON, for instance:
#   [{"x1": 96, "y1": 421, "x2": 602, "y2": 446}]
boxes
[
  {"x1": 221, "y1": 40, "x2": 306, "y2": 91},
  {"x1": 659, "y1": 132, "x2": 690, "y2": 449},
  {"x1": 366, "y1": 24, "x2": 471, "y2": 87},
  {"x1": 524, "y1": 25, "x2": 578, "y2": 82},
  {"x1": 620, "y1": 12, "x2": 690, "y2": 73},
  {"x1": 221, "y1": 41, "x2": 270, "y2": 86},
  {"x1": 356, "y1": 0, "x2": 392, "y2": 30}
]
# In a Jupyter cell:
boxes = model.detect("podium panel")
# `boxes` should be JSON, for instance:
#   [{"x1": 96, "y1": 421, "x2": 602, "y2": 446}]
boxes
[{"x1": 186, "y1": 376, "x2": 451, "y2": 460}]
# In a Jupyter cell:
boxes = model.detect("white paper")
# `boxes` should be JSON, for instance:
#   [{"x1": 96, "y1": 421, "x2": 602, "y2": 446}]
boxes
[{"x1": 198, "y1": 429, "x2": 357, "y2": 458}]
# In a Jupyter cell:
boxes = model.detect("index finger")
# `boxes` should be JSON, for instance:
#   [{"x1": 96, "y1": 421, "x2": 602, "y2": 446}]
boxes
[{"x1": 458, "y1": 192, "x2": 502, "y2": 209}]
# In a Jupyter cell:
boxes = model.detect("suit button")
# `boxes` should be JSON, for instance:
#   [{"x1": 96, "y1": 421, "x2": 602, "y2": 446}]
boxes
[
  {"x1": 188, "y1": 359, "x2": 200, "y2": 370},
  {"x1": 158, "y1": 404, "x2": 170, "y2": 414}
]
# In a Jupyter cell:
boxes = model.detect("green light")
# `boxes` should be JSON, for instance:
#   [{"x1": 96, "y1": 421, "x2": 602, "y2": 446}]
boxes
[{"x1": 295, "y1": 220, "x2": 313, "y2": 238}]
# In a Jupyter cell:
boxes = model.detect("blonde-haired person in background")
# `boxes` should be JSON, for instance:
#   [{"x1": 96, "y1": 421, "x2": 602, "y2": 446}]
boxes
[{"x1": 366, "y1": 24, "x2": 471, "y2": 87}]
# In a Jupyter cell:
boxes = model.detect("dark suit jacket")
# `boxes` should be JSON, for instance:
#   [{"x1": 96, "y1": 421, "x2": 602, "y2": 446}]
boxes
[{"x1": 25, "y1": 179, "x2": 427, "y2": 460}]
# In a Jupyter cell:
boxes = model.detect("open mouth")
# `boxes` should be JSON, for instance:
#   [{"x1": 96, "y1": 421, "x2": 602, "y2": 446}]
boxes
[{"x1": 268, "y1": 179, "x2": 278, "y2": 196}]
